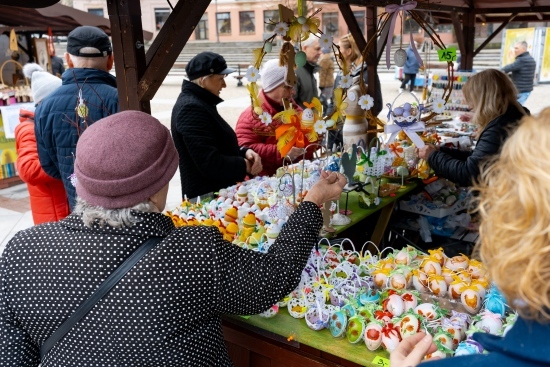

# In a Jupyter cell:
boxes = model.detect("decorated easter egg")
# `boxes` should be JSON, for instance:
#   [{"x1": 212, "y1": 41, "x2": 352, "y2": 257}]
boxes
[
  {"x1": 455, "y1": 339, "x2": 484, "y2": 356},
  {"x1": 399, "y1": 313, "x2": 421, "y2": 339},
  {"x1": 297, "y1": 16, "x2": 307, "y2": 24},
  {"x1": 402, "y1": 110, "x2": 411, "y2": 118},
  {"x1": 401, "y1": 292, "x2": 418, "y2": 312},
  {"x1": 359, "y1": 289, "x2": 380, "y2": 305},
  {"x1": 475, "y1": 311, "x2": 503, "y2": 335},
  {"x1": 326, "y1": 119, "x2": 336, "y2": 128},
  {"x1": 329, "y1": 310, "x2": 348, "y2": 338},
  {"x1": 263, "y1": 42, "x2": 272, "y2": 53},
  {"x1": 403, "y1": 102, "x2": 411, "y2": 111},
  {"x1": 394, "y1": 48, "x2": 407, "y2": 67},
  {"x1": 302, "y1": 108, "x2": 315, "y2": 124},
  {"x1": 414, "y1": 303, "x2": 440, "y2": 321},
  {"x1": 424, "y1": 349, "x2": 448, "y2": 360},
  {"x1": 287, "y1": 297, "x2": 307, "y2": 318},
  {"x1": 412, "y1": 270, "x2": 429, "y2": 292},
  {"x1": 374, "y1": 309, "x2": 393, "y2": 324},
  {"x1": 422, "y1": 258, "x2": 442, "y2": 276},
  {"x1": 433, "y1": 330, "x2": 455, "y2": 351},
  {"x1": 381, "y1": 323, "x2": 402, "y2": 352},
  {"x1": 346, "y1": 315, "x2": 366, "y2": 343},
  {"x1": 364, "y1": 321, "x2": 383, "y2": 351},
  {"x1": 396, "y1": 166, "x2": 409, "y2": 177},
  {"x1": 386, "y1": 294, "x2": 405, "y2": 317},
  {"x1": 429, "y1": 276, "x2": 448, "y2": 297},
  {"x1": 389, "y1": 273, "x2": 407, "y2": 290},
  {"x1": 445, "y1": 254, "x2": 470, "y2": 272},
  {"x1": 460, "y1": 288, "x2": 482, "y2": 314},
  {"x1": 393, "y1": 107, "x2": 404, "y2": 116},
  {"x1": 295, "y1": 51, "x2": 307, "y2": 67}
]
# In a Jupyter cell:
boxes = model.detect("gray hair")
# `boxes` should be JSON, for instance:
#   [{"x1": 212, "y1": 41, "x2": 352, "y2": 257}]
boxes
[
  {"x1": 190, "y1": 74, "x2": 212, "y2": 86},
  {"x1": 67, "y1": 53, "x2": 110, "y2": 71},
  {"x1": 73, "y1": 197, "x2": 157, "y2": 228},
  {"x1": 302, "y1": 34, "x2": 320, "y2": 48},
  {"x1": 516, "y1": 41, "x2": 528, "y2": 50}
]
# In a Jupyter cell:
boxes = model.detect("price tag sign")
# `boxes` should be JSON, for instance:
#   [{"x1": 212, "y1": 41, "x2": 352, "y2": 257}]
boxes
[
  {"x1": 372, "y1": 356, "x2": 390, "y2": 367},
  {"x1": 437, "y1": 47, "x2": 457, "y2": 62}
]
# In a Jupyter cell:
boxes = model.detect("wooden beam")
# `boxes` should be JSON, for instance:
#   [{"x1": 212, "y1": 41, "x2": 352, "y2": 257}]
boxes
[
  {"x1": 451, "y1": 13, "x2": 465, "y2": 58},
  {"x1": 474, "y1": 6, "x2": 550, "y2": 13},
  {"x1": 107, "y1": 0, "x2": 149, "y2": 112},
  {"x1": 322, "y1": 0, "x2": 466, "y2": 14},
  {"x1": 462, "y1": 11, "x2": 476, "y2": 70},
  {"x1": 474, "y1": 14, "x2": 517, "y2": 56},
  {"x1": 338, "y1": 3, "x2": 367, "y2": 53},
  {"x1": 138, "y1": 0, "x2": 211, "y2": 102}
]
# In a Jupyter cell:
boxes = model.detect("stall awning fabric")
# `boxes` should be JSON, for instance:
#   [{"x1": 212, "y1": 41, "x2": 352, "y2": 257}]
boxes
[{"x1": 0, "y1": 3, "x2": 153, "y2": 40}]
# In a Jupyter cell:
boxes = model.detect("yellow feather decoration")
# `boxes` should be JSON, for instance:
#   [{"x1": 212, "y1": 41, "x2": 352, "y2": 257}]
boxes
[
  {"x1": 274, "y1": 109, "x2": 297, "y2": 124},
  {"x1": 331, "y1": 88, "x2": 348, "y2": 122},
  {"x1": 247, "y1": 82, "x2": 262, "y2": 115},
  {"x1": 252, "y1": 48, "x2": 264, "y2": 69}
]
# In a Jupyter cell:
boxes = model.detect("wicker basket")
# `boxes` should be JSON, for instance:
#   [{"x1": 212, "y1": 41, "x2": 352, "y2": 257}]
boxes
[{"x1": 0, "y1": 59, "x2": 28, "y2": 88}]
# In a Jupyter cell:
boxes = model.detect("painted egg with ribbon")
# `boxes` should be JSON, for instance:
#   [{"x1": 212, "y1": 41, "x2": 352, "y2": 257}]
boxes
[
  {"x1": 454, "y1": 338, "x2": 484, "y2": 356},
  {"x1": 475, "y1": 310, "x2": 503, "y2": 335},
  {"x1": 359, "y1": 289, "x2": 380, "y2": 305},
  {"x1": 374, "y1": 309, "x2": 394, "y2": 324},
  {"x1": 393, "y1": 106, "x2": 405, "y2": 117},
  {"x1": 460, "y1": 287, "x2": 482, "y2": 314},
  {"x1": 428, "y1": 275, "x2": 448, "y2": 297},
  {"x1": 386, "y1": 294, "x2": 405, "y2": 317},
  {"x1": 373, "y1": 269, "x2": 390, "y2": 288},
  {"x1": 445, "y1": 255, "x2": 470, "y2": 272},
  {"x1": 364, "y1": 321, "x2": 384, "y2": 351},
  {"x1": 441, "y1": 319, "x2": 464, "y2": 348},
  {"x1": 412, "y1": 270, "x2": 429, "y2": 292},
  {"x1": 422, "y1": 257, "x2": 442, "y2": 276},
  {"x1": 329, "y1": 310, "x2": 348, "y2": 338},
  {"x1": 381, "y1": 323, "x2": 402, "y2": 352},
  {"x1": 389, "y1": 273, "x2": 407, "y2": 290},
  {"x1": 346, "y1": 315, "x2": 366, "y2": 343},
  {"x1": 433, "y1": 329, "x2": 455, "y2": 351}
]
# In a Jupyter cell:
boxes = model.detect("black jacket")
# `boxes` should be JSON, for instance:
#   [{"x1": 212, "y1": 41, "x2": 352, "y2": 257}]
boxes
[
  {"x1": 295, "y1": 61, "x2": 319, "y2": 109},
  {"x1": 502, "y1": 52, "x2": 536, "y2": 93},
  {"x1": 0, "y1": 202, "x2": 323, "y2": 366},
  {"x1": 171, "y1": 81, "x2": 249, "y2": 199},
  {"x1": 428, "y1": 104, "x2": 526, "y2": 187}
]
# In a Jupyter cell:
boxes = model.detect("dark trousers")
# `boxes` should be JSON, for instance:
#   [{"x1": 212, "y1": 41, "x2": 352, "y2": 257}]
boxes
[{"x1": 400, "y1": 73, "x2": 417, "y2": 92}]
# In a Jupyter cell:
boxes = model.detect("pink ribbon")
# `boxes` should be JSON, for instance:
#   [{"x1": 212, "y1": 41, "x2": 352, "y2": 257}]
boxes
[{"x1": 385, "y1": 1, "x2": 424, "y2": 70}]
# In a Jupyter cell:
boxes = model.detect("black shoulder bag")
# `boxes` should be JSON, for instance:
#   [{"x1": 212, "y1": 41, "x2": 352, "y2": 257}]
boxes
[{"x1": 40, "y1": 236, "x2": 164, "y2": 360}]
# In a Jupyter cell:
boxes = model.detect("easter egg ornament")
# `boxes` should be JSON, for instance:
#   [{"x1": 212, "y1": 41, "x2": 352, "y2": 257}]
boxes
[
  {"x1": 394, "y1": 48, "x2": 407, "y2": 67},
  {"x1": 295, "y1": 51, "x2": 307, "y2": 67}
]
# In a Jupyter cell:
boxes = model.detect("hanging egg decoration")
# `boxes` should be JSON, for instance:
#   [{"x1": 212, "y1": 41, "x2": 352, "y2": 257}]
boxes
[
  {"x1": 394, "y1": 48, "x2": 407, "y2": 67},
  {"x1": 295, "y1": 51, "x2": 307, "y2": 67}
]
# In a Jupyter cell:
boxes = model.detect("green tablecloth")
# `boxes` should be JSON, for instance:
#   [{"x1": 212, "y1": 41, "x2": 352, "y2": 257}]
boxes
[
  {"x1": 230, "y1": 308, "x2": 390, "y2": 367},
  {"x1": 333, "y1": 182, "x2": 418, "y2": 234}
]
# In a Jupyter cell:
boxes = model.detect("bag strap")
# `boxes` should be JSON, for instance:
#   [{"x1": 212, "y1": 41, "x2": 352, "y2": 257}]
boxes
[{"x1": 40, "y1": 236, "x2": 164, "y2": 359}]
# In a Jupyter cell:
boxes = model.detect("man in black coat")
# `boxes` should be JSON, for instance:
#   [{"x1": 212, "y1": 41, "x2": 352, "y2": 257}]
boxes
[
  {"x1": 171, "y1": 52, "x2": 262, "y2": 199},
  {"x1": 502, "y1": 41, "x2": 536, "y2": 105}
]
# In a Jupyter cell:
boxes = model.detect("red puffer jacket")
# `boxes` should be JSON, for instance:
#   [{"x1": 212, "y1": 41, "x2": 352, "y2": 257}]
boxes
[
  {"x1": 15, "y1": 108, "x2": 69, "y2": 224},
  {"x1": 236, "y1": 91, "x2": 316, "y2": 176}
]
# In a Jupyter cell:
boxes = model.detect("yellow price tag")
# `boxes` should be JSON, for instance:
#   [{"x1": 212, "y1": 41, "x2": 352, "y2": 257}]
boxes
[{"x1": 372, "y1": 356, "x2": 390, "y2": 367}]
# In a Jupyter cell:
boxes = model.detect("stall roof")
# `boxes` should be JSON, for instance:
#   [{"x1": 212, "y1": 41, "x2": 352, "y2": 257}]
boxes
[{"x1": 0, "y1": 3, "x2": 153, "y2": 40}]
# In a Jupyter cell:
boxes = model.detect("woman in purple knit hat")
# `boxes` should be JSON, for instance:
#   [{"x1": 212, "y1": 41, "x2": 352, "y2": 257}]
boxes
[{"x1": 0, "y1": 110, "x2": 347, "y2": 366}]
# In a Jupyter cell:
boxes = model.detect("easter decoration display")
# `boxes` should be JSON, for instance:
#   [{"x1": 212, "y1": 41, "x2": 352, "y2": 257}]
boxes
[{"x1": 255, "y1": 237, "x2": 516, "y2": 361}]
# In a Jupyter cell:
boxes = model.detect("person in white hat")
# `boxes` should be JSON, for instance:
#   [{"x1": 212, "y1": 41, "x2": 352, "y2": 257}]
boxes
[
  {"x1": 236, "y1": 58, "x2": 313, "y2": 176},
  {"x1": 15, "y1": 63, "x2": 69, "y2": 224}
]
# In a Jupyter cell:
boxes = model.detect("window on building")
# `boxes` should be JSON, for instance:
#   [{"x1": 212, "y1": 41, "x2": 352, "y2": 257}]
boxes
[
  {"x1": 217, "y1": 12, "x2": 231, "y2": 35},
  {"x1": 322, "y1": 12, "x2": 339, "y2": 36},
  {"x1": 353, "y1": 11, "x2": 365, "y2": 35},
  {"x1": 196, "y1": 13, "x2": 208, "y2": 40},
  {"x1": 239, "y1": 11, "x2": 255, "y2": 34},
  {"x1": 87, "y1": 8, "x2": 104, "y2": 17},
  {"x1": 155, "y1": 8, "x2": 170, "y2": 30},
  {"x1": 264, "y1": 10, "x2": 279, "y2": 32}
]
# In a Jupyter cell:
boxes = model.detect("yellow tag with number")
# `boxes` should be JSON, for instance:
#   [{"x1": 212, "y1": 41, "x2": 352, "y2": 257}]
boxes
[{"x1": 372, "y1": 356, "x2": 390, "y2": 367}]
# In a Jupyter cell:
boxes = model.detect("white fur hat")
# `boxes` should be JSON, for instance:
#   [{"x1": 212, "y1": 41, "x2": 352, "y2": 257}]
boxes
[
  {"x1": 260, "y1": 59, "x2": 287, "y2": 93},
  {"x1": 23, "y1": 63, "x2": 62, "y2": 104}
]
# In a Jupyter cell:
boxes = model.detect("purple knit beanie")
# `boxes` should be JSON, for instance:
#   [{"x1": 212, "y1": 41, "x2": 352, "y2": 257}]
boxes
[{"x1": 74, "y1": 111, "x2": 179, "y2": 209}]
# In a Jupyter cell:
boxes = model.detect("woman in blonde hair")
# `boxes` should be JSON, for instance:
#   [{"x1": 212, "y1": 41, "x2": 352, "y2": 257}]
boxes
[
  {"x1": 418, "y1": 69, "x2": 527, "y2": 186},
  {"x1": 391, "y1": 108, "x2": 550, "y2": 367},
  {"x1": 328, "y1": 33, "x2": 383, "y2": 149}
]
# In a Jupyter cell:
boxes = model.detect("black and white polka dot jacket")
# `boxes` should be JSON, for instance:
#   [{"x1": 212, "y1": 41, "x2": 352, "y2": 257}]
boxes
[{"x1": 0, "y1": 201, "x2": 322, "y2": 366}]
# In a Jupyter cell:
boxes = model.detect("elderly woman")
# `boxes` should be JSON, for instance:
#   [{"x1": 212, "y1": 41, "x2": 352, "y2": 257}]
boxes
[
  {"x1": 0, "y1": 111, "x2": 347, "y2": 366},
  {"x1": 391, "y1": 108, "x2": 550, "y2": 366},
  {"x1": 171, "y1": 51, "x2": 262, "y2": 200},
  {"x1": 418, "y1": 69, "x2": 527, "y2": 187}
]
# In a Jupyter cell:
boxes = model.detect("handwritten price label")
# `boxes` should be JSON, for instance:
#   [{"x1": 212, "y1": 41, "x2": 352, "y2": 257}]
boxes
[
  {"x1": 372, "y1": 356, "x2": 390, "y2": 367},
  {"x1": 437, "y1": 47, "x2": 457, "y2": 62}
]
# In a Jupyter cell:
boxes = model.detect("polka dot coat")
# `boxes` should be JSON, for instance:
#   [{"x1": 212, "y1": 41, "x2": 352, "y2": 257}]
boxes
[{"x1": 0, "y1": 201, "x2": 322, "y2": 366}]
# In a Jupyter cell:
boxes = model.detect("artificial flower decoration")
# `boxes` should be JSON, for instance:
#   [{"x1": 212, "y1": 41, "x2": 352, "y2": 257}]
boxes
[
  {"x1": 246, "y1": 66, "x2": 260, "y2": 82},
  {"x1": 289, "y1": 16, "x2": 320, "y2": 42},
  {"x1": 274, "y1": 22, "x2": 289, "y2": 37},
  {"x1": 359, "y1": 94, "x2": 374, "y2": 111},
  {"x1": 338, "y1": 73, "x2": 353, "y2": 89},
  {"x1": 314, "y1": 119, "x2": 327, "y2": 134},
  {"x1": 331, "y1": 88, "x2": 348, "y2": 122},
  {"x1": 260, "y1": 112, "x2": 272, "y2": 126},
  {"x1": 432, "y1": 98, "x2": 446, "y2": 114}
]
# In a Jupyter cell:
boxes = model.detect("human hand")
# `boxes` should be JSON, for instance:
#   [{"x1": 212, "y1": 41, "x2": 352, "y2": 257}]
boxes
[
  {"x1": 416, "y1": 144, "x2": 439, "y2": 160},
  {"x1": 245, "y1": 150, "x2": 262, "y2": 175},
  {"x1": 390, "y1": 332, "x2": 438, "y2": 367},
  {"x1": 304, "y1": 171, "x2": 347, "y2": 206},
  {"x1": 287, "y1": 147, "x2": 306, "y2": 161}
]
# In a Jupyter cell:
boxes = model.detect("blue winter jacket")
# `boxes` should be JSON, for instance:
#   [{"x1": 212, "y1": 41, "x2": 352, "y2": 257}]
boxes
[
  {"x1": 424, "y1": 316, "x2": 550, "y2": 367},
  {"x1": 403, "y1": 45, "x2": 421, "y2": 74},
  {"x1": 34, "y1": 68, "x2": 118, "y2": 210}
]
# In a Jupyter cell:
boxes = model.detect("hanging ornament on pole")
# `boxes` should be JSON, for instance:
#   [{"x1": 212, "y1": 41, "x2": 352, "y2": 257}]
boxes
[{"x1": 384, "y1": 0, "x2": 423, "y2": 70}]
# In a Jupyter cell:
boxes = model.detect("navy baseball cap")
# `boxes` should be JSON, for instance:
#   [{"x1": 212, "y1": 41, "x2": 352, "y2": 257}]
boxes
[
  {"x1": 186, "y1": 52, "x2": 236, "y2": 80},
  {"x1": 67, "y1": 26, "x2": 112, "y2": 57}
]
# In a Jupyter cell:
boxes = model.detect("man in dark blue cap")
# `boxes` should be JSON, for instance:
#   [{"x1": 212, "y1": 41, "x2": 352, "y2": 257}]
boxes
[
  {"x1": 171, "y1": 51, "x2": 262, "y2": 200},
  {"x1": 34, "y1": 26, "x2": 119, "y2": 211}
]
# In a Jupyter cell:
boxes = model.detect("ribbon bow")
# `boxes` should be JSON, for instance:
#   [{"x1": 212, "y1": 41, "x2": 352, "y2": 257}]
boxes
[
  {"x1": 388, "y1": 143, "x2": 404, "y2": 157},
  {"x1": 385, "y1": 1, "x2": 424, "y2": 70},
  {"x1": 385, "y1": 121, "x2": 426, "y2": 148}
]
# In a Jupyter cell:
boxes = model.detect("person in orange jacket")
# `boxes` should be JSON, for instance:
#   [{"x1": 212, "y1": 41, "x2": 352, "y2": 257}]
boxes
[{"x1": 16, "y1": 63, "x2": 69, "y2": 224}]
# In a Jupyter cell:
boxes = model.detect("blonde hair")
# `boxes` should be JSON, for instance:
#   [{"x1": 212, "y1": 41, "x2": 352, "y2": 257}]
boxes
[
  {"x1": 463, "y1": 69, "x2": 524, "y2": 134},
  {"x1": 339, "y1": 33, "x2": 362, "y2": 66},
  {"x1": 476, "y1": 108, "x2": 550, "y2": 322}
]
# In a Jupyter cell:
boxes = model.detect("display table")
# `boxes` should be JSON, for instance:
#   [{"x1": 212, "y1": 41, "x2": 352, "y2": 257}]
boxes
[
  {"x1": 333, "y1": 182, "x2": 418, "y2": 246},
  {"x1": 224, "y1": 309, "x2": 389, "y2": 367}
]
